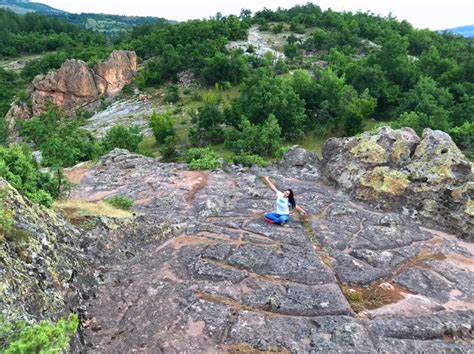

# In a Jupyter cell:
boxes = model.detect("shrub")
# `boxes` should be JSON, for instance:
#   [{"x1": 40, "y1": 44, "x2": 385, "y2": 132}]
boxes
[
  {"x1": 185, "y1": 148, "x2": 221, "y2": 170},
  {"x1": 450, "y1": 121, "x2": 474, "y2": 151},
  {"x1": 106, "y1": 195, "x2": 133, "y2": 211},
  {"x1": 189, "y1": 93, "x2": 224, "y2": 145},
  {"x1": 275, "y1": 145, "x2": 291, "y2": 160},
  {"x1": 160, "y1": 135, "x2": 178, "y2": 162},
  {"x1": 101, "y1": 125, "x2": 143, "y2": 154},
  {"x1": 164, "y1": 84, "x2": 180, "y2": 103},
  {"x1": 1, "y1": 313, "x2": 78, "y2": 353},
  {"x1": 150, "y1": 111, "x2": 176, "y2": 145},
  {"x1": 224, "y1": 115, "x2": 283, "y2": 157},
  {"x1": 0, "y1": 145, "x2": 59, "y2": 207},
  {"x1": 232, "y1": 154, "x2": 267, "y2": 167},
  {"x1": 20, "y1": 105, "x2": 99, "y2": 168}
]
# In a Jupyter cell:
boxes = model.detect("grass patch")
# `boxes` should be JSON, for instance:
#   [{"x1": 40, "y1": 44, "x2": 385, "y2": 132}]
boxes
[
  {"x1": 55, "y1": 199, "x2": 133, "y2": 223},
  {"x1": 138, "y1": 136, "x2": 160, "y2": 157},
  {"x1": 1, "y1": 313, "x2": 78, "y2": 353},
  {"x1": 298, "y1": 132, "x2": 327, "y2": 157},
  {"x1": 106, "y1": 195, "x2": 133, "y2": 211},
  {"x1": 342, "y1": 283, "x2": 404, "y2": 313}
]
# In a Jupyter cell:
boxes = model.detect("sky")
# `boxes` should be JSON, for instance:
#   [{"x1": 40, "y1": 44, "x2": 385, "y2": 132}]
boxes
[{"x1": 39, "y1": 0, "x2": 473, "y2": 30}]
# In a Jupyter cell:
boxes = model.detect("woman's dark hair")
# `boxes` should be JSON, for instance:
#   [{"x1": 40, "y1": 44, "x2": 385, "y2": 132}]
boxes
[{"x1": 287, "y1": 189, "x2": 296, "y2": 208}]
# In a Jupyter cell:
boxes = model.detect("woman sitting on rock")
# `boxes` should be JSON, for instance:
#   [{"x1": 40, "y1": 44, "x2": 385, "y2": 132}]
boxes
[{"x1": 264, "y1": 176, "x2": 307, "y2": 226}]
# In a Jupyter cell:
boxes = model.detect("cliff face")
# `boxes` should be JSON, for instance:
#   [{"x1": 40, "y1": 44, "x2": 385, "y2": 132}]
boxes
[
  {"x1": 322, "y1": 127, "x2": 473, "y2": 240},
  {"x1": 0, "y1": 178, "x2": 94, "y2": 325},
  {"x1": 6, "y1": 50, "x2": 137, "y2": 138}
]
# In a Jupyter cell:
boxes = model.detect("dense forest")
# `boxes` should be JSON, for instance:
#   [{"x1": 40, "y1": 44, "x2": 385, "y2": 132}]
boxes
[{"x1": 0, "y1": 4, "x2": 473, "y2": 206}]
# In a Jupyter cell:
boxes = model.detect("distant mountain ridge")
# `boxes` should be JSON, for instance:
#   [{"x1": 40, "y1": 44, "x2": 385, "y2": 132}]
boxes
[
  {"x1": 0, "y1": 0, "x2": 169, "y2": 34},
  {"x1": 0, "y1": 0, "x2": 65, "y2": 14},
  {"x1": 443, "y1": 25, "x2": 474, "y2": 37}
]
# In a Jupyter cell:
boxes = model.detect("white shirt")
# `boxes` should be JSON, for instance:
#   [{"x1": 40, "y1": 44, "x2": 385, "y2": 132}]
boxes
[{"x1": 276, "y1": 191, "x2": 290, "y2": 215}]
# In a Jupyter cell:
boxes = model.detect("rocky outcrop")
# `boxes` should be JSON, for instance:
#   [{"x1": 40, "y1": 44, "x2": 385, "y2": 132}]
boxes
[
  {"x1": 4, "y1": 101, "x2": 31, "y2": 142},
  {"x1": 7, "y1": 50, "x2": 137, "y2": 121},
  {"x1": 31, "y1": 59, "x2": 100, "y2": 116},
  {"x1": 93, "y1": 51, "x2": 137, "y2": 96},
  {"x1": 57, "y1": 149, "x2": 473, "y2": 352},
  {"x1": 322, "y1": 127, "x2": 473, "y2": 239},
  {"x1": 2, "y1": 139, "x2": 473, "y2": 351},
  {"x1": 0, "y1": 178, "x2": 94, "y2": 325}
]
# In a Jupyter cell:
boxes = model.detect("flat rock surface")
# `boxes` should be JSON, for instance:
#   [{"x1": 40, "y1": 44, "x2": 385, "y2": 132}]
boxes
[
  {"x1": 84, "y1": 99, "x2": 157, "y2": 138},
  {"x1": 65, "y1": 150, "x2": 474, "y2": 352}
]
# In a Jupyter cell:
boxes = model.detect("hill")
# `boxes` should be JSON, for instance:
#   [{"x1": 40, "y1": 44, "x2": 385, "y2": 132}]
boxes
[
  {"x1": 444, "y1": 24, "x2": 474, "y2": 37},
  {"x1": 0, "y1": 0, "x2": 64, "y2": 14},
  {"x1": 0, "y1": 0, "x2": 168, "y2": 34}
]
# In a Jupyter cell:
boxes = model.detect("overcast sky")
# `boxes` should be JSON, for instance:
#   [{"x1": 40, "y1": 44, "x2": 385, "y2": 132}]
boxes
[{"x1": 39, "y1": 0, "x2": 473, "y2": 30}]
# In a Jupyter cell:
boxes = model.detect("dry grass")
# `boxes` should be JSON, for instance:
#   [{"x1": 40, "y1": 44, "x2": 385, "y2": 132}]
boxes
[
  {"x1": 224, "y1": 343, "x2": 289, "y2": 354},
  {"x1": 342, "y1": 283, "x2": 405, "y2": 313},
  {"x1": 55, "y1": 199, "x2": 133, "y2": 223},
  {"x1": 396, "y1": 250, "x2": 447, "y2": 275}
]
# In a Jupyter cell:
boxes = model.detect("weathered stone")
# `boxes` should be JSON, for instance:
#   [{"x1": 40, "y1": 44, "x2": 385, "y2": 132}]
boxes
[
  {"x1": 0, "y1": 178, "x2": 95, "y2": 326},
  {"x1": 394, "y1": 267, "x2": 453, "y2": 303},
  {"x1": 4, "y1": 101, "x2": 32, "y2": 142},
  {"x1": 7, "y1": 51, "x2": 138, "y2": 127},
  {"x1": 93, "y1": 50, "x2": 138, "y2": 96},
  {"x1": 322, "y1": 127, "x2": 474, "y2": 239},
  {"x1": 4, "y1": 147, "x2": 473, "y2": 352}
]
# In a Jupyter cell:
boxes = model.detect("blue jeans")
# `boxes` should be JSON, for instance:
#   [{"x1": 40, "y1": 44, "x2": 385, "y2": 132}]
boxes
[{"x1": 264, "y1": 212, "x2": 290, "y2": 225}]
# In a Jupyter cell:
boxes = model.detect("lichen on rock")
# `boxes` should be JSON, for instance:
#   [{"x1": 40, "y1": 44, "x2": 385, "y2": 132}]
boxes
[
  {"x1": 357, "y1": 167, "x2": 410, "y2": 206},
  {"x1": 322, "y1": 127, "x2": 473, "y2": 239}
]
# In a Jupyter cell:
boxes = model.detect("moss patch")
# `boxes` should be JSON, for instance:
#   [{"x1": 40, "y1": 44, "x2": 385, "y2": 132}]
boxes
[
  {"x1": 350, "y1": 139, "x2": 386, "y2": 165},
  {"x1": 358, "y1": 167, "x2": 410, "y2": 198},
  {"x1": 465, "y1": 198, "x2": 474, "y2": 217}
]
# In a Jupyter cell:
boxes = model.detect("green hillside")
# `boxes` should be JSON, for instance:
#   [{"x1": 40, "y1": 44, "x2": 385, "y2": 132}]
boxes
[
  {"x1": 0, "y1": 3, "x2": 473, "y2": 172},
  {"x1": 0, "y1": 0, "x2": 168, "y2": 34}
]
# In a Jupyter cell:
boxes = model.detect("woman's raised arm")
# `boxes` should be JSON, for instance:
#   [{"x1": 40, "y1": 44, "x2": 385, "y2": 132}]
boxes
[{"x1": 264, "y1": 176, "x2": 280, "y2": 194}]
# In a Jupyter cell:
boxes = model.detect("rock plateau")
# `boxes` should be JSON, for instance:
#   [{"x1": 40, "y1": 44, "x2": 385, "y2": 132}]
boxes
[{"x1": 1, "y1": 129, "x2": 473, "y2": 352}]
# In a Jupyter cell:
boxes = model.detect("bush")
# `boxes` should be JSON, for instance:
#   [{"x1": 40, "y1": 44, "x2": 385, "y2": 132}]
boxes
[
  {"x1": 19, "y1": 105, "x2": 99, "y2": 168},
  {"x1": 232, "y1": 154, "x2": 267, "y2": 167},
  {"x1": 1, "y1": 313, "x2": 78, "y2": 353},
  {"x1": 150, "y1": 111, "x2": 176, "y2": 145},
  {"x1": 224, "y1": 115, "x2": 283, "y2": 157},
  {"x1": 160, "y1": 135, "x2": 178, "y2": 162},
  {"x1": 0, "y1": 145, "x2": 60, "y2": 207},
  {"x1": 101, "y1": 125, "x2": 143, "y2": 154},
  {"x1": 185, "y1": 148, "x2": 221, "y2": 170},
  {"x1": 450, "y1": 121, "x2": 474, "y2": 151},
  {"x1": 164, "y1": 85, "x2": 180, "y2": 103},
  {"x1": 106, "y1": 195, "x2": 133, "y2": 211},
  {"x1": 189, "y1": 93, "x2": 224, "y2": 145}
]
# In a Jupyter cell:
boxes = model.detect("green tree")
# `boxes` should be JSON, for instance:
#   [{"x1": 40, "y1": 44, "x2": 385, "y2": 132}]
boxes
[
  {"x1": 189, "y1": 93, "x2": 225, "y2": 145},
  {"x1": 229, "y1": 68, "x2": 306, "y2": 140},
  {"x1": 397, "y1": 77, "x2": 453, "y2": 132},
  {"x1": 224, "y1": 114, "x2": 283, "y2": 157},
  {"x1": 20, "y1": 106, "x2": 98, "y2": 168},
  {"x1": 160, "y1": 135, "x2": 178, "y2": 162},
  {"x1": 101, "y1": 125, "x2": 143, "y2": 154},
  {"x1": 150, "y1": 111, "x2": 176, "y2": 145},
  {"x1": 0, "y1": 145, "x2": 58, "y2": 206}
]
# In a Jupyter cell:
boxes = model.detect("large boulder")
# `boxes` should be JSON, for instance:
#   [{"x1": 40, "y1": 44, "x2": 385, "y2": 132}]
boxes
[{"x1": 321, "y1": 127, "x2": 473, "y2": 239}]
